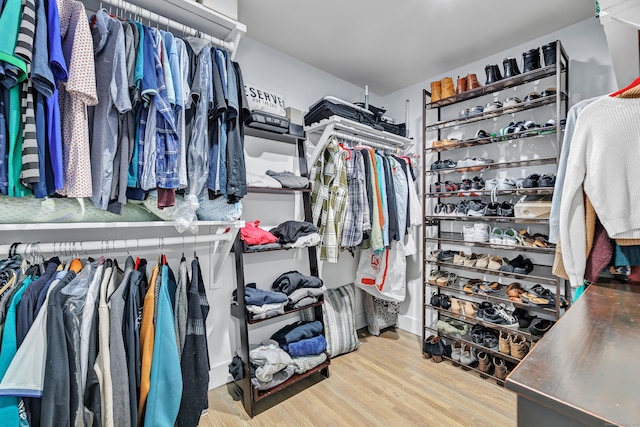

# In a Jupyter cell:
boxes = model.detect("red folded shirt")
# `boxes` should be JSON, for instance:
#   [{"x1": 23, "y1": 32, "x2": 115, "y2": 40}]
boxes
[{"x1": 241, "y1": 220, "x2": 278, "y2": 245}]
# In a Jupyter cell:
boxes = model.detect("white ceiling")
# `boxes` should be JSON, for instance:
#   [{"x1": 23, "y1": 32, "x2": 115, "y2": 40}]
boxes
[{"x1": 238, "y1": 0, "x2": 595, "y2": 95}]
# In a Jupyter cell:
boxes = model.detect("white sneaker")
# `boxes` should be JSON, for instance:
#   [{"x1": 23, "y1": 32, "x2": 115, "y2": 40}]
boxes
[
  {"x1": 497, "y1": 177, "x2": 517, "y2": 190},
  {"x1": 489, "y1": 228, "x2": 504, "y2": 245},
  {"x1": 463, "y1": 224, "x2": 475, "y2": 244},
  {"x1": 473, "y1": 223, "x2": 490, "y2": 242},
  {"x1": 503, "y1": 228, "x2": 519, "y2": 246}
]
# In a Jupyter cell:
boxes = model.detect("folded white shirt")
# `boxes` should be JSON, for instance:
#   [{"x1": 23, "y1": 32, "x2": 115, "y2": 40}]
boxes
[
  {"x1": 247, "y1": 171, "x2": 282, "y2": 188},
  {"x1": 245, "y1": 302, "x2": 287, "y2": 314}
]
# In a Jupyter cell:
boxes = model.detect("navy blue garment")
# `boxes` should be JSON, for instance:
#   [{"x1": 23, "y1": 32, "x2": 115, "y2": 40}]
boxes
[
  {"x1": 16, "y1": 257, "x2": 60, "y2": 346},
  {"x1": 271, "y1": 320, "x2": 323, "y2": 346},
  {"x1": 232, "y1": 283, "x2": 288, "y2": 306},
  {"x1": 271, "y1": 271, "x2": 323, "y2": 295},
  {"x1": 284, "y1": 335, "x2": 327, "y2": 358}
]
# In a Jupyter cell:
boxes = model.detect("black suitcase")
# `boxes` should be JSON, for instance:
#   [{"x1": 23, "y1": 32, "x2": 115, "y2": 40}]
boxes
[
  {"x1": 245, "y1": 111, "x2": 290, "y2": 134},
  {"x1": 305, "y1": 97, "x2": 406, "y2": 137}
]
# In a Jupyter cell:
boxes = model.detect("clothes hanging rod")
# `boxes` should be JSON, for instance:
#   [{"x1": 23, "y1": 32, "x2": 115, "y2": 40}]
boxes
[
  {"x1": 94, "y1": 0, "x2": 238, "y2": 53},
  {"x1": 1, "y1": 233, "x2": 234, "y2": 257},
  {"x1": 333, "y1": 131, "x2": 398, "y2": 153}
]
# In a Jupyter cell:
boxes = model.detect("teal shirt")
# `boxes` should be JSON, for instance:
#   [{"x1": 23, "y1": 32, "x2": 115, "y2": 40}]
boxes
[{"x1": 0, "y1": 276, "x2": 32, "y2": 427}]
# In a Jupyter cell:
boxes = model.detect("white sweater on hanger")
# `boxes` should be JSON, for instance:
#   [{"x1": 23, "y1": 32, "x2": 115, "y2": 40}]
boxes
[{"x1": 559, "y1": 96, "x2": 640, "y2": 288}]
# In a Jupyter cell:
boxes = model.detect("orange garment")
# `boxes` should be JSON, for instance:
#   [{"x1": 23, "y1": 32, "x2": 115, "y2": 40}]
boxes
[
  {"x1": 69, "y1": 258, "x2": 83, "y2": 273},
  {"x1": 138, "y1": 264, "x2": 159, "y2": 424}
]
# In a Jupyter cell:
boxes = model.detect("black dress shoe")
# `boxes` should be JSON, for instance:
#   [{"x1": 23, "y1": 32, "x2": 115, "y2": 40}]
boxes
[
  {"x1": 485, "y1": 64, "x2": 502, "y2": 85},
  {"x1": 542, "y1": 41, "x2": 557, "y2": 66}
]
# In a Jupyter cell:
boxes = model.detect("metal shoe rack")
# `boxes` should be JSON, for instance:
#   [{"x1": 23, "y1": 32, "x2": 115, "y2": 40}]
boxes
[{"x1": 421, "y1": 41, "x2": 570, "y2": 385}]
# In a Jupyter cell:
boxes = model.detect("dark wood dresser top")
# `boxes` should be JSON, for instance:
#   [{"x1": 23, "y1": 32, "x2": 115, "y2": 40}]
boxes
[{"x1": 506, "y1": 282, "x2": 640, "y2": 426}]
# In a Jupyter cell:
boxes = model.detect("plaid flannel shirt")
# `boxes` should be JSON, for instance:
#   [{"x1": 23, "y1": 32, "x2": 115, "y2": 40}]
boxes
[
  {"x1": 311, "y1": 137, "x2": 348, "y2": 262},
  {"x1": 341, "y1": 150, "x2": 369, "y2": 248}
]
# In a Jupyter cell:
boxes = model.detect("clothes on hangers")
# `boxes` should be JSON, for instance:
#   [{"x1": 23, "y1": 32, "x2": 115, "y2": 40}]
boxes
[
  {"x1": 556, "y1": 91, "x2": 640, "y2": 289},
  {"x1": 0, "y1": 1, "x2": 248, "y2": 213},
  {"x1": 0, "y1": 247, "x2": 210, "y2": 427},
  {"x1": 310, "y1": 135, "x2": 419, "y2": 263}
]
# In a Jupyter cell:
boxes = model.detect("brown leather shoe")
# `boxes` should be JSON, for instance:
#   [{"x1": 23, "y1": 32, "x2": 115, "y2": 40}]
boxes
[
  {"x1": 499, "y1": 331, "x2": 511, "y2": 354},
  {"x1": 440, "y1": 77, "x2": 455, "y2": 99},
  {"x1": 494, "y1": 357, "x2": 509, "y2": 380},
  {"x1": 455, "y1": 76, "x2": 467, "y2": 94},
  {"x1": 510, "y1": 334, "x2": 529, "y2": 359},
  {"x1": 430, "y1": 81, "x2": 442, "y2": 103},
  {"x1": 477, "y1": 351, "x2": 493, "y2": 374},
  {"x1": 467, "y1": 73, "x2": 481, "y2": 89}
]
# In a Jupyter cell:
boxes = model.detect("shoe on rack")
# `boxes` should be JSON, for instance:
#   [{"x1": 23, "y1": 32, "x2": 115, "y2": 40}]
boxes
[
  {"x1": 494, "y1": 357, "x2": 509, "y2": 380},
  {"x1": 450, "y1": 296, "x2": 463, "y2": 315},
  {"x1": 471, "y1": 325, "x2": 486, "y2": 344},
  {"x1": 459, "y1": 344, "x2": 478, "y2": 367},
  {"x1": 542, "y1": 41, "x2": 557, "y2": 66},
  {"x1": 475, "y1": 129, "x2": 492, "y2": 140},
  {"x1": 490, "y1": 227, "x2": 504, "y2": 245},
  {"x1": 488, "y1": 255, "x2": 509, "y2": 271},
  {"x1": 503, "y1": 57, "x2": 521, "y2": 78},
  {"x1": 469, "y1": 105, "x2": 484, "y2": 116},
  {"x1": 430, "y1": 81, "x2": 442, "y2": 103},
  {"x1": 463, "y1": 224, "x2": 475, "y2": 244},
  {"x1": 430, "y1": 292, "x2": 442, "y2": 308},
  {"x1": 499, "y1": 331, "x2": 511, "y2": 354},
  {"x1": 453, "y1": 251, "x2": 466, "y2": 265},
  {"x1": 466, "y1": 200, "x2": 486, "y2": 217},
  {"x1": 478, "y1": 351, "x2": 494, "y2": 374},
  {"x1": 485, "y1": 202, "x2": 499, "y2": 216},
  {"x1": 497, "y1": 177, "x2": 518, "y2": 191},
  {"x1": 523, "y1": 47, "x2": 541, "y2": 73},
  {"x1": 430, "y1": 336, "x2": 449, "y2": 363},
  {"x1": 513, "y1": 308, "x2": 535, "y2": 328},
  {"x1": 430, "y1": 182, "x2": 442, "y2": 193},
  {"x1": 502, "y1": 228, "x2": 518, "y2": 245},
  {"x1": 439, "y1": 295, "x2": 451, "y2": 310},
  {"x1": 451, "y1": 340, "x2": 464, "y2": 362},
  {"x1": 538, "y1": 174, "x2": 556, "y2": 187},
  {"x1": 462, "y1": 253, "x2": 479, "y2": 268},
  {"x1": 510, "y1": 334, "x2": 529, "y2": 359},
  {"x1": 462, "y1": 300, "x2": 478, "y2": 318},
  {"x1": 529, "y1": 318, "x2": 555, "y2": 336},
  {"x1": 473, "y1": 223, "x2": 490, "y2": 242},
  {"x1": 483, "y1": 330, "x2": 499, "y2": 350},
  {"x1": 454, "y1": 201, "x2": 470, "y2": 216},
  {"x1": 428, "y1": 269, "x2": 444, "y2": 285},
  {"x1": 503, "y1": 97, "x2": 522, "y2": 112},
  {"x1": 440, "y1": 77, "x2": 455, "y2": 99},
  {"x1": 437, "y1": 250, "x2": 457, "y2": 262},
  {"x1": 467, "y1": 73, "x2": 481, "y2": 89},
  {"x1": 456, "y1": 76, "x2": 468, "y2": 94},
  {"x1": 475, "y1": 254, "x2": 490, "y2": 269},
  {"x1": 485, "y1": 64, "x2": 500, "y2": 85},
  {"x1": 493, "y1": 305, "x2": 520, "y2": 327},
  {"x1": 500, "y1": 254, "x2": 522, "y2": 273},
  {"x1": 423, "y1": 334, "x2": 436, "y2": 357},
  {"x1": 498, "y1": 202, "x2": 515, "y2": 217},
  {"x1": 513, "y1": 258, "x2": 534, "y2": 275},
  {"x1": 523, "y1": 173, "x2": 540, "y2": 188},
  {"x1": 485, "y1": 177, "x2": 499, "y2": 191}
]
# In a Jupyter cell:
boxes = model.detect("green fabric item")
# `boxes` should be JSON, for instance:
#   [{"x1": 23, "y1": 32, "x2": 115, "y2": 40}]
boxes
[
  {"x1": 0, "y1": 0, "x2": 28, "y2": 83},
  {"x1": 7, "y1": 86, "x2": 29, "y2": 197}
]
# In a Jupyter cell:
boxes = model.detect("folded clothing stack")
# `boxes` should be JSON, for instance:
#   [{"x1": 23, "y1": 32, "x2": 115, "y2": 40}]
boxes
[
  {"x1": 232, "y1": 283, "x2": 288, "y2": 320},
  {"x1": 271, "y1": 270, "x2": 325, "y2": 308},
  {"x1": 266, "y1": 170, "x2": 309, "y2": 189},
  {"x1": 241, "y1": 220, "x2": 321, "y2": 250},
  {"x1": 271, "y1": 320, "x2": 328, "y2": 361},
  {"x1": 249, "y1": 340, "x2": 294, "y2": 391}
]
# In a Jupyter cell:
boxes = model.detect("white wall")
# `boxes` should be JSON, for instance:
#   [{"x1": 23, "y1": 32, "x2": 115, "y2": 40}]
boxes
[
  {"x1": 204, "y1": 37, "x2": 388, "y2": 389},
  {"x1": 381, "y1": 17, "x2": 617, "y2": 337}
]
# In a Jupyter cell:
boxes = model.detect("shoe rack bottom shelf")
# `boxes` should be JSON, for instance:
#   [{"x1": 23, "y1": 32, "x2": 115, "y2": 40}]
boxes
[{"x1": 441, "y1": 355, "x2": 505, "y2": 386}]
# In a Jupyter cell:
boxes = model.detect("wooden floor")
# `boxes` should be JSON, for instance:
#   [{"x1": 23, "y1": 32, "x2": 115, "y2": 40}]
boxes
[{"x1": 202, "y1": 329, "x2": 517, "y2": 427}]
